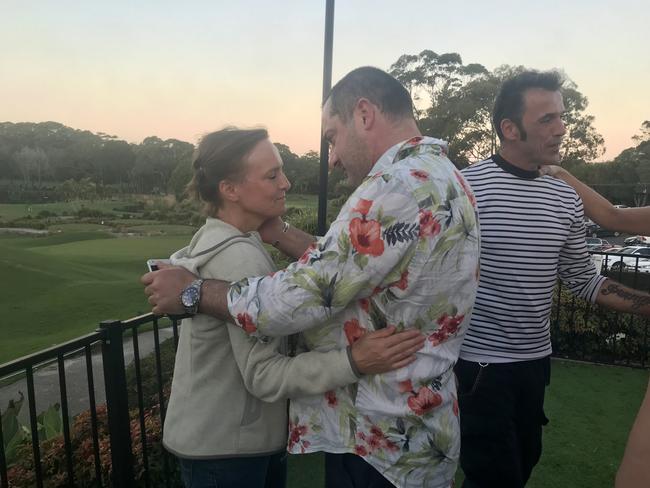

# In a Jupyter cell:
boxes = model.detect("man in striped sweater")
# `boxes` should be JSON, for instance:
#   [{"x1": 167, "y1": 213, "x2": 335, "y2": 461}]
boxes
[{"x1": 457, "y1": 70, "x2": 650, "y2": 488}]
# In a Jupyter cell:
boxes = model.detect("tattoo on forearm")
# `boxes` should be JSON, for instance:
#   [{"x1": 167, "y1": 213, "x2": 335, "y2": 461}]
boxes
[{"x1": 601, "y1": 283, "x2": 650, "y2": 311}]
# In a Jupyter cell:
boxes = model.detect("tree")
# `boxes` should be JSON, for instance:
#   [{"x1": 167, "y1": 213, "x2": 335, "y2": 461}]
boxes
[
  {"x1": 390, "y1": 50, "x2": 488, "y2": 119},
  {"x1": 390, "y1": 54, "x2": 605, "y2": 166},
  {"x1": 13, "y1": 147, "x2": 50, "y2": 186},
  {"x1": 632, "y1": 120, "x2": 650, "y2": 144},
  {"x1": 94, "y1": 140, "x2": 136, "y2": 186},
  {"x1": 132, "y1": 137, "x2": 194, "y2": 193},
  {"x1": 560, "y1": 83, "x2": 605, "y2": 162}
]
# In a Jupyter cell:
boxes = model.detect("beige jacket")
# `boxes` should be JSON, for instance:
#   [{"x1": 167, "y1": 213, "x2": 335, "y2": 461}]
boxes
[{"x1": 162, "y1": 218, "x2": 357, "y2": 458}]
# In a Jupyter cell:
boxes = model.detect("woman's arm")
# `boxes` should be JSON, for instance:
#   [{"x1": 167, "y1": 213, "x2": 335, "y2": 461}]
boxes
[
  {"x1": 257, "y1": 217, "x2": 316, "y2": 259},
  {"x1": 616, "y1": 377, "x2": 650, "y2": 487},
  {"x1": 541, "y1": 166, "x2": 650, "y2": 235},
  {"x1": 227, "y1": 324, "x2": 424, "y2": 403}
]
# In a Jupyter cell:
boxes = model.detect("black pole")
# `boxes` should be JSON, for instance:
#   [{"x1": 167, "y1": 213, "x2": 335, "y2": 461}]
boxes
[{"x1": 318, "y1": 0, "x2": 335, "y2": 236}]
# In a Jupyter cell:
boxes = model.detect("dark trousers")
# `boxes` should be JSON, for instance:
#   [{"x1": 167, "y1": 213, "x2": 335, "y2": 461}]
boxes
[
  {"x1": 455, "y1": 357, "x2": 550, "y2": 488},
  {"x1": 325, "y1": 453, "x2": 396, "y2": 488},
  {"x1": 179, "y1": 452, "x2": 287, "y2": 488}
]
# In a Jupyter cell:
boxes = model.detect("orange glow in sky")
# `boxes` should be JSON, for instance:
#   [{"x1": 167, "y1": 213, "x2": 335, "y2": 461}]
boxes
[{"x1": 2, "y1": 1, "x2": 649, "y2": 161}]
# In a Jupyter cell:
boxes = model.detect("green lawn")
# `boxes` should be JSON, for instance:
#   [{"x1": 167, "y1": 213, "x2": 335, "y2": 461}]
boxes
[
  {"x1": 0, "y1": 194, "x2": 317, "y2": 363},
  {"x1": 286, "y1": 360, "x2": 648, "y2": 488},
  {"x1": 0, "y1": 231, "x2": 188, "y2": 362}
]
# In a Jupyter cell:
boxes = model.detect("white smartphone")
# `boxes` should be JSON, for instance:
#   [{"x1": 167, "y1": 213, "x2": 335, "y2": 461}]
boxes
[{"x1": 147, "y1": 259, "x2": 170, "y2": 272}]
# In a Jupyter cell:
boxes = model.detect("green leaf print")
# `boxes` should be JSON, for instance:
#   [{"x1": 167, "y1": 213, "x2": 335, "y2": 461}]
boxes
[
  {"x1": 368, "y1": 299, "x2": 388, "y2": 330},
  {"x1": 353, "y1": 252, "x2": 369, "y2": 270},
  {"x1": 331, "y1": 276, "x2": 367, "y2": 309},
  {"x1": 338, "y1": 232, "x2": 351, "y2": 263}
]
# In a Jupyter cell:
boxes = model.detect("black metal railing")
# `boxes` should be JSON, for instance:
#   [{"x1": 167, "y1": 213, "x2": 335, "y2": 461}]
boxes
[
  {"x1": 551, "y1": 249, "x2": 650, "y2": 367},
  {"x1": 1, "y1": 249, "x2": 649, "y2": 487},
  {"x1": 0, "y1": 313, "x2": 182, "y2": 488}
]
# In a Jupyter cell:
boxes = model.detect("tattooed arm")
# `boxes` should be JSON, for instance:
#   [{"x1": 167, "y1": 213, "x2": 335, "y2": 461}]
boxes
[{"x1": 596, "y1": 280, "x2": 650, "y2": 317}]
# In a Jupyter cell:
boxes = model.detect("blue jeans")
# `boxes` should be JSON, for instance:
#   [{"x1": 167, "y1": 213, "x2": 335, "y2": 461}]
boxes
[{"x1": 179, "y1": 453, "x2": 287, "y2": 488}]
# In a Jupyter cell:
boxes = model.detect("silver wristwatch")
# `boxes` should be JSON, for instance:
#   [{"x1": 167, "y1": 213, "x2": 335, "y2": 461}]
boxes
[{"x1": 180, "y1": 279, "x2": 204, "y2": 315}]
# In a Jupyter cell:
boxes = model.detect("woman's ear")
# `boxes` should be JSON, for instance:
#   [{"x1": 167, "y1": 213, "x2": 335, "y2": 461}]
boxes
[{"x1": 218, "y1": 179, "x2": 240, "y2": 203}]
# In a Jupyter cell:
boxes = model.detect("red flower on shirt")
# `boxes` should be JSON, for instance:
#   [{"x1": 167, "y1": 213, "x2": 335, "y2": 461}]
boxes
[
  {"x1": 410, "y1": 169, "x2": 429, "y2": 181},
  {"x1": 398, "y1": 379, "x2": 414, "y2": 394},
  {"x1": 359, "y1": 298, "x2": 370, "y2": 313},
  {"x1": 407, "y1": 386, "x2": 442, "y2": 416},
  {"x1": 352, "y1": 198, "x2": 373, "y2": 217},
  {"x1": 428, "y1": 313, "x2": 465, "y2": 346},
  {"x1": 391, "y1": 270, "x2": 409, "y2": 290},
  {"x1": 325, "y1": 390, "x2": 338, "y2": 407},
  {"x1": 288, "y1": 421, "x2": 310, "y2": 453},
  {"x1": 298, "y1": 242, "x2": 317, "y2": 264},
  {"x1": 452, "y1": 395, "x2": 459, "y2": 417},
  {"x1": 367, "y1": 434, "x2": 383, "y2": 451},
  {"x1": 418, "y1": 210, "x2": 441, "y2": 238},
  {"x1": 455, "y1": 170, "x2": 477, "y2": 207},
  {"x1": 355, "y1": 445, "x2": 368, "y2": 456},
  {"x1": 349, "y1": 218, "x2": 384, "y2": 256},
  {"x1": 344, "y1": 319, "x2": 367, "y2": 345},
  {"x1": 406, "y1": 136, "x2": 423, "y2": 145},
  {"x1": 236, "y1": 313, "x2": 257, "y2": 334},
  {"x1": 437, "y1": 313, "x2": 464, "y2": 334}
]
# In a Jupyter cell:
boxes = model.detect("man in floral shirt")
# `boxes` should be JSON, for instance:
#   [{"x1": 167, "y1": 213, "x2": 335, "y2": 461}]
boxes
[{"x1": 144, "y1": 67, "x2": 480, "y2": 488}]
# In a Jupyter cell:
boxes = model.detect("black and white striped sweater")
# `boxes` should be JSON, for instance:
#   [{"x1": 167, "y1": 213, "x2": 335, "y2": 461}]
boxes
[{"x1": 460, "y1": 154, "x2": 605, "y2": 363}]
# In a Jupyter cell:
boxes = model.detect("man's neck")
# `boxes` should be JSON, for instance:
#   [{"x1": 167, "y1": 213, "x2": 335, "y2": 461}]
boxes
[
  {"x1": 498, "y1": 146, "x2": 538, "y2": 172},
  {"x1": 371, "y1": 120, "x2": 422, "y2": 163}
]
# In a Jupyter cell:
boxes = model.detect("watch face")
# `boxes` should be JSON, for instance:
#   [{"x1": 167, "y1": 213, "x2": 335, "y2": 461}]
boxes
[{"x1": 182, "y1": 286, "x2": 199, "y2": 307}]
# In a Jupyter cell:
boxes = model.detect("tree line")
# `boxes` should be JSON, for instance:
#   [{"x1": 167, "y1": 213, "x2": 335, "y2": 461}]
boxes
[{"x1": 0, "y1": 51, "x2": 648, "y2": 206}]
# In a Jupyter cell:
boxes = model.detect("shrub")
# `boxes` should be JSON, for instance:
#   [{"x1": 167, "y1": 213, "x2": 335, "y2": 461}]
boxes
[
  {"x1": 75, "y1": 208, "x2": 107, "y2": 219},
  {"x1": 4, "y1": 338, "x2": 180, "y2": 487}
]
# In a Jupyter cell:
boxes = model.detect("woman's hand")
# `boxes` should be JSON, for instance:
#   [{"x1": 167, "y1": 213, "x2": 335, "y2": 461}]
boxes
[
  {"x1": 350, "y1": 326, "x2": 426, "y2": 374},
  {"x1": 539, "y1": 165, "x2": 567, "y2": 178}
]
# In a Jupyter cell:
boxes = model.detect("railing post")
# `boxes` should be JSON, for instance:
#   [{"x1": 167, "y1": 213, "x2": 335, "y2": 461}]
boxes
[{"x1": 100, "y1": 320, "x2": 135, "y2": 487}]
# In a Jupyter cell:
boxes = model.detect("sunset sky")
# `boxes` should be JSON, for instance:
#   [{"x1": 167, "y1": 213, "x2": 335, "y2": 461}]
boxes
[{"x1": 2, "y1": 0, "x2": 649, "y2": 161}]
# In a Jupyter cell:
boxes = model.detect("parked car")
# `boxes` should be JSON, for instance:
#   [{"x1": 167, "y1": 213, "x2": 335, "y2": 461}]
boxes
[
  {"x1": 586, "y1": 237, "x2": 604, "y2": 251},
  {"x1": 586, "y1": 238, "x2": 615, "y2": 252},
  {"x1": 606, "y1": 246, "x2": 650, "y2": 272},
  {"x1": 586, "y1": 222, "x2": 621, "y2": 237},
  {"x1": 623, "y1": 235, "x2": 650, "y2": 246},
  {"x1": 599, "y1": 240, "x2": 616, "y2": 251}
]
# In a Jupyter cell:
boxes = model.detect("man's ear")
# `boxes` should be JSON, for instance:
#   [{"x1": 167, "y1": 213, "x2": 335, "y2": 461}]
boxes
[
  {"x1": 218, "y1": 179, "x2": 239, "y2": 203},
  {"x1": 354, "y1": 98, "x2": 376, "y2": 130},
  {"x1": 500, "y1": 118, "x2": 521, "y2": 142}
]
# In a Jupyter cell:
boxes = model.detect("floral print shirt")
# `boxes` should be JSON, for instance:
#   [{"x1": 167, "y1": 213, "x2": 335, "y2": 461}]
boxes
[{"x1": 228, "y1": 137, "x2": 480, "y2": 488}]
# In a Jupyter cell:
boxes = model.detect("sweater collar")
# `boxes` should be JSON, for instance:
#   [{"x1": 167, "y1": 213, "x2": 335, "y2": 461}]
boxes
[{"x1": 492, "y1": 153, "x2": 540, "y2": 180}]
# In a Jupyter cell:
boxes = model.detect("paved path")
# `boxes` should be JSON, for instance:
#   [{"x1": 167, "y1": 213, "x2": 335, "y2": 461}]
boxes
[{"x1": 0, "y1": 327, "x2": 174, "y2": 425}]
